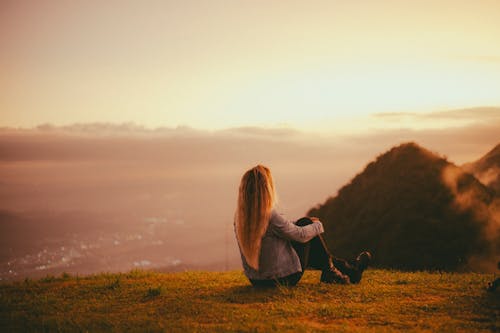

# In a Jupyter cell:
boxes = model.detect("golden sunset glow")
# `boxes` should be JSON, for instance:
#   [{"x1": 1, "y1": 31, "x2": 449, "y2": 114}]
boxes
[
  {"x1": 1, "y1": 1, "x2": 500, "y2": 131},
  {"x1": 3, "y1": 1, "x2": 500, "y2": 312}
]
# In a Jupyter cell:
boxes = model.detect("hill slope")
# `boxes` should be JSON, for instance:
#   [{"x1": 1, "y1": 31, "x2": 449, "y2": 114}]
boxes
[
  {"x1": 0, "y1": 270, "x2": 498, "y2": 332},
  {"x1": 308, "y1": 142, "x2": 496, "y2": 271},
  {"x1": 463, "y1": 143, "x2": 500, "y2": 194}
]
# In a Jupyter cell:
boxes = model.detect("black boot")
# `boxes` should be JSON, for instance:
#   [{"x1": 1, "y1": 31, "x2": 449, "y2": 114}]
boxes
[
  {"x1": 356, "y1": 251, "x2": 371, "y2": 270},
  {"x1": 333, "y1": 251, "x2": 372, "y2": 284},
  {"x1": 320, "y1": 258, "x2": 350, "y2": 284},
  {"x1": 487, "y1": 278, "x2": 500, "y2": 292}
]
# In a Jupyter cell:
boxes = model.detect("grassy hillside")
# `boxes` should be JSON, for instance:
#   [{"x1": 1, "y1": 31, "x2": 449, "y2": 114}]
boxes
[{"x1": 1, "y1": 269, "x2": 498, "y2": 332}]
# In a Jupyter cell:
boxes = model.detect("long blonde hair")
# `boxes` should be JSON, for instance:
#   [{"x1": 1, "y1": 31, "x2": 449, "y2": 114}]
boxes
[{"x1": 235, "y1": 165, "x2": 276, "y2": 270}]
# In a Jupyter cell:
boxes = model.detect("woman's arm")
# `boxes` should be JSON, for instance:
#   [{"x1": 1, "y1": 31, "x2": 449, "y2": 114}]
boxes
[{"x1": 270, "y1": 212, "x2": 324, "y2": 243}]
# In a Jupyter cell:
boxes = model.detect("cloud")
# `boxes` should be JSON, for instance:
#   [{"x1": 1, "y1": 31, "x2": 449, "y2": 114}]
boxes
[
  {"x1": 1, "y1": 106, "x2": 499, "y2": 167},
  {"x1": 371, "y1": 112, "x2": 420, "y2": 118},
  {"x1": 218, "y1": 126, "x2": 300, "y2": 139},
  {"x1": 33, "y1": 122, "x2": 207, "y2": 137},
  {"x1": 0, "y1": 123, "x2": 314, "y2": 164},
  {"x1": 1, "y1": 122, "x2": 304, "y2": 141},
  {"x1": 373, "y1": 106, "x2": 500, "y2": 122}
]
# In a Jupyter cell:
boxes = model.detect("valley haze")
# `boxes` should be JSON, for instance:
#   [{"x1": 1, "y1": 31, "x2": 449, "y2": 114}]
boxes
[{"x1": 1, "y1": 108, "x2": 499, "y2": 280}]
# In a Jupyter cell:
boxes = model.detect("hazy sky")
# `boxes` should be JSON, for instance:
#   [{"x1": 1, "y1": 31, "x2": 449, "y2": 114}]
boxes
[{"x1": 1, "y1": 0, "x2": 500, "y2": 131}]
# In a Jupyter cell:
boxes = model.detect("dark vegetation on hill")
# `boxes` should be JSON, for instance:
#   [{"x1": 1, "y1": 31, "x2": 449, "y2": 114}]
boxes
[
  {"x1": 463, "y1": 143, "x2": 500, "y2": 194},
  {"x1": 308, "y1": 142, "x2": 499, "y2": 271}
]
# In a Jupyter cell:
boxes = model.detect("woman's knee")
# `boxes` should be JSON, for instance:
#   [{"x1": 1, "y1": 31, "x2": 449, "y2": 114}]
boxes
[{"x1": 295, "y1": 217, "x2": 314, "y2": 226}]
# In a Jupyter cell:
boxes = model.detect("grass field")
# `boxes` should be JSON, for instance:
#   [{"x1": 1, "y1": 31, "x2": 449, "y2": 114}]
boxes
[{"x1": 1, "y1": 269, "x2": 499, "y2": 332}]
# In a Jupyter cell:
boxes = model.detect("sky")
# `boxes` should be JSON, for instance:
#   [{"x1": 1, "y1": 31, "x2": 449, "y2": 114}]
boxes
[{"x1": 1, "y1": 0, "x2": 500, "y2": 132}]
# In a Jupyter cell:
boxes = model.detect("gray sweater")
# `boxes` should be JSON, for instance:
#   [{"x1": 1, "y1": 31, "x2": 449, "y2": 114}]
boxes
[{"x1": 237, "y1": 210, "x2": 324, "y2": 280}]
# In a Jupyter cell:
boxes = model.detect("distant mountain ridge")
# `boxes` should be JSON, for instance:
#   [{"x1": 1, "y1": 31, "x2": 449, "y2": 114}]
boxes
[
  {"x1": 308, "y1": 142, "x2": 498, "y2": 271},
  {"x1": 463, "y1": 143, "x2": 500, "y2": 194}
]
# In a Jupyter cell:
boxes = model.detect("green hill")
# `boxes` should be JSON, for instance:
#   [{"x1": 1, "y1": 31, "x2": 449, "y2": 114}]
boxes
[
  {"x1": 0, "y1": 270, "x2": 498, "y2": 332},
  {"x1": 308, "y1": 142, "x2": 496, "y2": 271}
]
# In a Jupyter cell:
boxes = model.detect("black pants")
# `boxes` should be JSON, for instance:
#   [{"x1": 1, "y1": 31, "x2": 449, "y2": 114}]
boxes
[{"x1": 250, "y1": 217, "x2": 337, "y2": 287}]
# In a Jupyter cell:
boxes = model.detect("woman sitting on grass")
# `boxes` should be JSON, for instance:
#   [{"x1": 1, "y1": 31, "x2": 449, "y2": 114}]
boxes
[{"x1": 234, "y1": 164, "x2": 371, "y2": 287}]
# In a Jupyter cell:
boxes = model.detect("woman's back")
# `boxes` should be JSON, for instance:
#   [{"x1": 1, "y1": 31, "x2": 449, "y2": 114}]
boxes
[{"x1": 237, "y1": 210, "x2": 323, "y2": 280}]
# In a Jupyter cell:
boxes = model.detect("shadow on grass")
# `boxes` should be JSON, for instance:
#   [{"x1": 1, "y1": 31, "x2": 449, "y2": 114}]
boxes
[
  {"x1": 207, "y1": 284, "x2": 299, "y2": 304},
  {"x1": 476, "y1": 290, "x2": 500, "y2": 330}
]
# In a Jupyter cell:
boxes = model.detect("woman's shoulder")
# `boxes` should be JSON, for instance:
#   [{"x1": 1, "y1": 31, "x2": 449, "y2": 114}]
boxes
[
  {"x1": 269, "y1": 209, "x2": 281, "y2": 219},
  {"x1": 269, "y1": 209, "x2": 289, "y2": 225}
]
